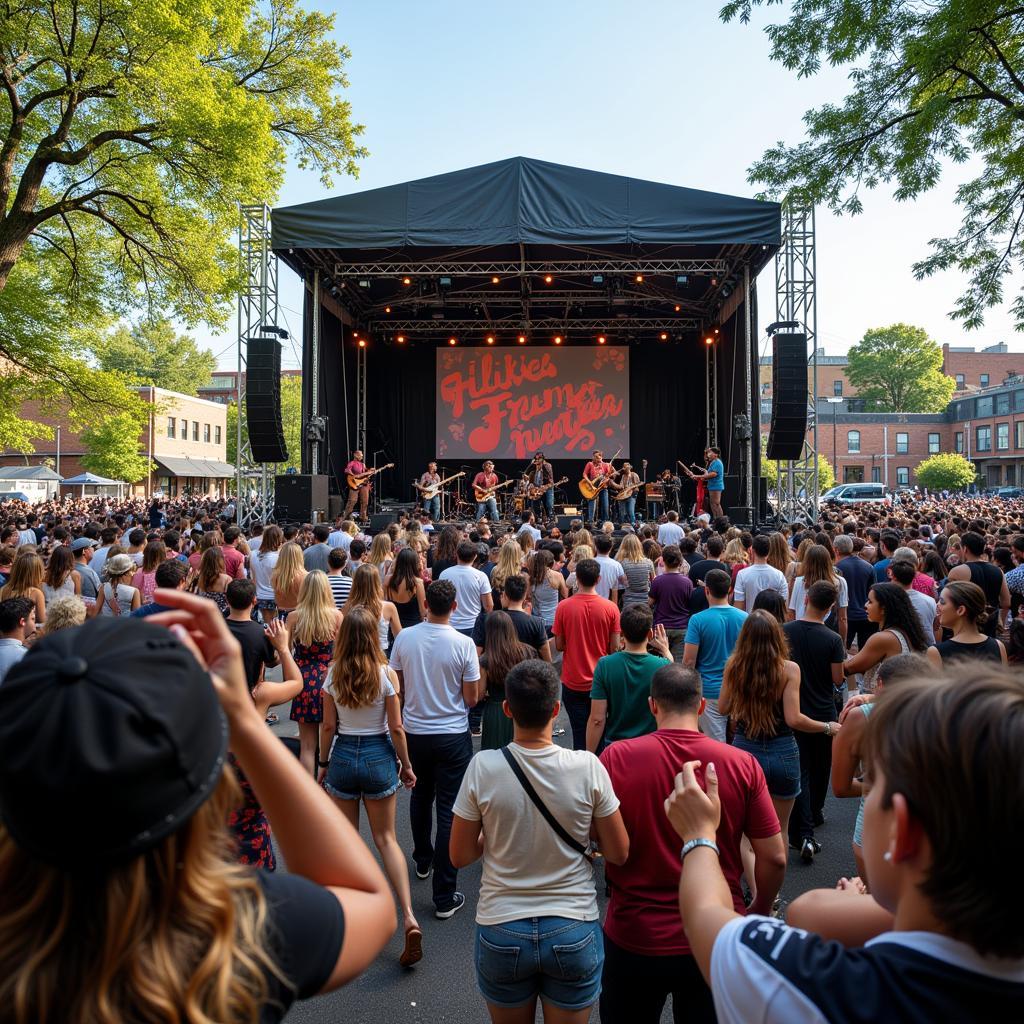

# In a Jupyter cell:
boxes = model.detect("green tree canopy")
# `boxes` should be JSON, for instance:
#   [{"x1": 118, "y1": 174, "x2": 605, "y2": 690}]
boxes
[
  {"x1": 722, "y1": 1, "x2": 1024, "y2": 330},
  {"x1": 96, "y1": 319, "x2": 216, "y2": 395},
  {"x1": 0, "y1": 0, "x2": 364, "y2": 446},
  {"x1": 760, "y1": 434, "x2": 835, "y2": 492},
  {"x1": 227, "y1": 374, "x2": 302, "y2": 468},
  {"x1": 80, "y1": 411, "x2": 154, "y2": 483},
  {"x1": 914, "y1": 452, "x2": 977, "y2": 491},
  {"x1": 846, "y1": 324, "x2": 955, "y2": 412}
]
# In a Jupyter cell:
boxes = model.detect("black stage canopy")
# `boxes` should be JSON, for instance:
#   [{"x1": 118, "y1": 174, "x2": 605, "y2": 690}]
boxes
[{"x1": 273, "y1": 157, "x2": 781, "y2": 518}]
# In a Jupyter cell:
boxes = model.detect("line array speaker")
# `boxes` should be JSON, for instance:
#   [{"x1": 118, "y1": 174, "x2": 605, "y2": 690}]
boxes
[
  {"x1": 765, "y1": 332, "x2": 808, "y2": 462},
  {"x1": 246, "y1": 337, "x2": 288, "y2": 463},
  {"x1": 274, "y1": 474, "x2": 328, "y2": 523}
]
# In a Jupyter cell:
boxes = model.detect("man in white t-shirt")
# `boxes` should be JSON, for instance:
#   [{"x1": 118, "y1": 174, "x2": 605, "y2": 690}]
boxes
[
  {"x1": 733, "y1": 535, "x2": 788, "y2": 612},
  {"x1": 594, "y1": 534, "x2": 627, "y2": 602},
  {"x1": 439, "y1": 541, "x2": 493, "y2": 636},
  {"x1": 389, "y1": 579, "x2": 480, "y2": 920},
  {"x1": 450, "y1": 658, "x2": 628, "y2": 1015},
  {"x1": 657, "y1": 511, "x2": 685, "y2": 548}
]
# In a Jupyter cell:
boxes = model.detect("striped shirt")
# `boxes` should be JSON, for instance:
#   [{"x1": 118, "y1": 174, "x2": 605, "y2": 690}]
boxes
[{"x1": 327, "y1": 572, "x2": 353, "y2": 609}]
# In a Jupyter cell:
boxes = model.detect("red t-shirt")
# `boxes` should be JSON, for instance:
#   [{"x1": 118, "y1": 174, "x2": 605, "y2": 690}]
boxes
[
  {"x1": 187, "y1": 545, "x2": 244, "y2": 580},
  {"x1": 473, "y1": 472, "x2": 498, "y2": 490},
  {"x1": 552, "y1": 592, "x2": 620, "y2": 692},
  {"x1": 345, "y1": 460, "x2": 367, "y2": 477},
  {"x1": 584, "y1": 461, "x2": 612, "y2": 481},
  {"x1": 599, "y1": 729, "x2": 779, "y2": 955}
]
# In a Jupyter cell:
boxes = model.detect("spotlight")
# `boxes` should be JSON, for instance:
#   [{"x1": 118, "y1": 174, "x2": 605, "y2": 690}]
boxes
[
  {"x1": 491, "y1": 276, "x2": 500, "y2": 285},
  {"x1": 704, "y1": 335, "x2": 714, "y2": 346},
  {"x1": 675, "y1": 275, "x2": 688, "y2": 285},
  {"x1": 486, "y1": 335, "x2": 495, "y2": 345},
  {"x1": 402, "y1": 277, "x2": 412, "y2": 285},
  {"x1": 385, "y1": 306, "x2": 391, "y2": 314},
  {"x1": 711, "y1": 277, "x2": 718, "y2": 286},
  {"x1": 597, "y1": 335, "x2": 606, "y2": 345},
  {"x1": 518, "y1": 335, "x2": 527, "y2": 345},
  {"x1": 553, "y1": 335, "x2": 562, "y2": 345},
  {"x1": 591, "y1": 274, "x2": 604, "y2": 284},
  {"x1": 448, "y1": 337, "x2": 457, "y2": 346},
  {"x1": 634, "y1": 274, "x2": 644, "y2": 283},
  {"x1": 396, "y1": 335, "x2": 405, "y2": 344},
  {"x1": 358, "y1": 279, "x2": 370, "y2": 288},
  {"x1": 358, "y1": 338, "x2": 367, "y2": 348},
  {"x1": 659, "y1": 332, "x2": 668, "y2": 341},
  {"x1": 439, "y1": 276, "x2": 452, "y2": 288},
  {"x1": 674, "y1": 304, "x2": 681, "y2": 312},
  {"x1": 353, "y1": 330, "x2": 359, "y2": 338},
  {"x1": 544, "y1": 274, "x2": 553, "y2": 284}
]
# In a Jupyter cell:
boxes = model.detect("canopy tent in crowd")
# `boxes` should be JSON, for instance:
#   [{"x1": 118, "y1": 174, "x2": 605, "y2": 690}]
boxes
[{"x1": 59, "y1": 472, "x2": 126, "y2": 499}]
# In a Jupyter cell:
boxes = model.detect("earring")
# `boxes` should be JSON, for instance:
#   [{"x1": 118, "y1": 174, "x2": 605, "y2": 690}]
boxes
[{"x1": 883, "y1": 851, "x2": 893, "y2": 862}]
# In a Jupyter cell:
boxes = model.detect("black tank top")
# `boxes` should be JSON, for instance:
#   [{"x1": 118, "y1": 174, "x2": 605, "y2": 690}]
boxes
[
  {"x1": 935, "y1": 636, "x2": 1002, "y2": 664},
  {"x1": 965, "y1": 561, "x2": 1004, "y2": 637},
  {"x1": 738, "y1": 699, "x2": 792, "y2": 740}
]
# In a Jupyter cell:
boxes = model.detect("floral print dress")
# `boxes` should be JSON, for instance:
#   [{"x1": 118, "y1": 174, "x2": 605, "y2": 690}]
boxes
[{"x1": 290, "y1": 636, "x2": 334, "y2": 723}]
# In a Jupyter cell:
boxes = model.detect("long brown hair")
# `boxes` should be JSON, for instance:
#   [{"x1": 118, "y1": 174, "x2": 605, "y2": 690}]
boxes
[
  {"x1": 767, "y1": 532, "x2": 793, "y2": 573},
  {"x1": 198, "y1": 546, "x2": 226, "y2": 592},
  {"x1": 0, "y1": 552, "x2": 43, "y2": 600},
  {"x1": 43, "y1": 546, "x2": 75, "y2": 589},
  {"x1": 527, "y1": 549, "x2": 553, "y2": 588},
  {"x1": 328, "y1": 606, "x2": 387, "y2": 708},
  {"x1": 141, "y1": 540, "x2": 166, "y2": 574},
  {"x1": 724, "y1": 610, "x2": 788, "y2": 739},
  {"x1": 800, "y1": 544, "x2": 839, "y2": 587},
  {"x1": 0, "y1": 772, "x2": 281, "y2": 1024},
  {"x1": 346, "y1": 563, "x2": 383, "y2": 622},
  {"x1": 257, "y1": 525, "x2": 283, "y2": 557},
  {"x1": 481, "y1": 611, "x2": 533, "y2": 698}
]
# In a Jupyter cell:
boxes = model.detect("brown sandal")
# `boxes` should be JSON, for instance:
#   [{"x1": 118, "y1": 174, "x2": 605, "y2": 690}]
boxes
[{"x1": 400, "y1": 925, "x2": 423, "y2": 967}]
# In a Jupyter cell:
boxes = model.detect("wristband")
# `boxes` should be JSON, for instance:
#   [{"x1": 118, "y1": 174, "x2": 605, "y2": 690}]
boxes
[
  {"x1": 317, "y1": 759, "x2": 330, "y2": 769},
  {"x1": 680, "y1": 837, "x2": 720, "y2": 862}
]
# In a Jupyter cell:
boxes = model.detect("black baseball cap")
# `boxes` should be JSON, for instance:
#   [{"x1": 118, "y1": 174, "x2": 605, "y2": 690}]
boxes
[{"x1": 0, "y1": 617, "x2": 227, "y2": 867}]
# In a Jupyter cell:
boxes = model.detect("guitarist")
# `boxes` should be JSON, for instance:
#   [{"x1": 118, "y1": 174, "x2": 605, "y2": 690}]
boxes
[
  {"x1": 417, "y1": 461, "x2": 442, "y2": 522},
  {"x1": 528, "y1": 451, "x2": 555, "y2": 520},
  {"x1": 342, "y1": 449, "x2": 372, "y2": 522},
  {"x1": 472, "y1": 460, "x2": 501, "y2": 523},
  {"x1": 612, "y1": 461, "x2": 641, "y2": 527},
  {"x1": 583, "y1": 449, "x2": 618, "y2": 525}
]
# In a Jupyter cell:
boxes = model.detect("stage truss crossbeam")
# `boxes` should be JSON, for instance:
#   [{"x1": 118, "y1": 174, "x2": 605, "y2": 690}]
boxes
[
  {"x1": 372, "y1": 317, "x2": 702, "y2": 332},
  {"x1": 336, "y1": 259, "x2": 727, "y2": 277},
  {"x1": 774, "y1": 204, "x2": 819, "y2": 524}
]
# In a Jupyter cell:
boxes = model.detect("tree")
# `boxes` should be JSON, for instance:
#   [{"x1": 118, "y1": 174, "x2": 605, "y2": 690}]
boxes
[
  {"x1": 721, "y1": 2, "x2": 1024, "y2": 330},
  {"x1": 0, "y1": 0, "x2": 365, "y2": 442},
  {"x1": 914, "y1": 452, "x2": 977, "y2": 492},
  {"x1": 846, "y1": 324, "x2": 955, "y2": 412},
  {"x1": 96, "y1": 319, "x2": 216, "y2": 395},
  {"x1": 226, "y1": 374, "x2": 302, "y2": 468},
  {"x1": 80, "y1": 411, "x2": 154, "y2": 483},
  {"x1": 760, "y1": 434, "x2": 835, "y2": 493}
]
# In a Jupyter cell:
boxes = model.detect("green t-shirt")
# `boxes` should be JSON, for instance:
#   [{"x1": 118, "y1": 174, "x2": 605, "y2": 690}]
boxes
[{"x1": 590, "y1": 650, "x2": 669, "y2": 742}]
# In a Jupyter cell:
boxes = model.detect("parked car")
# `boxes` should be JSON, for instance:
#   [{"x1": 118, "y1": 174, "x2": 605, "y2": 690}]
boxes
[
  {"x1": 821, "y1": 482, "x2": 889, "y2": 505},
  {"x1": 993, "y1": 486, "x2": 1024, "y2": 499}
]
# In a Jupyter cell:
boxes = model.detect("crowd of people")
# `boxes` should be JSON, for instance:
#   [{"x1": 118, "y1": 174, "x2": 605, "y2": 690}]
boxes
[{"x1": 0, "y1": 491, "x2": 1022, "y2": 1022}]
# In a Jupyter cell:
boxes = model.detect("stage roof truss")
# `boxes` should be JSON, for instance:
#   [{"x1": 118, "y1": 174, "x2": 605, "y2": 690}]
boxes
[
  {"x1": 333, "y1": 258, "x2": 728, "y2": 277},
  {"x1": 373, "y1": 317, "x2": 702, "y2": 333}
]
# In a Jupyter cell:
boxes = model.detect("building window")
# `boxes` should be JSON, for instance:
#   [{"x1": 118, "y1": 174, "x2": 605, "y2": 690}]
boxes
[
  {"x1": 997, "y1": 393, "x2": 1011, "y2": 415},
  {"x1": 833, "y1": 380, "x2": 843, "y2": 396},
  {"x1": 1007, "y1": 465, "x2": 1017, "y2": 485},
  {"x1": 203, "y1": 423, "x2": 211, "y2": 443},
  {"x1": 179, "y1": 419, "x2": 187, "y2": 440},
  {"x1": 897, "y1": 467, "x2": 910, "y2": 487},
  {"x1": 167, "y1": 417, "x2": 175, "y2": 439},
  {"x1": 955, "y1": 374, "x2": 965, "y2": 389},
  {"x1": 1016, "y1": 422, "x2": 1024, "y2": 449},
  {"x1": 997, "y1": 422, "x2": 1010, "y2": 450},
  {"x1": 896, "y1": 432, "x2": 909, "y2": 453},
  {"x1": 871, "y1": 466, "x2": 881, "y2": 483},
  {"x1": 988, "y1": 464, "x2": 1002, "y2": 486},
  {"x1": 955, "y1": 431, "x2": 963, "y2": 453},
  {"x1": 981, "y1": 373, "x2": 990, "y2": 387},
  {"x1": 215, "y1": 425, "x2": 222, "y2": 445},
  {"x1": 928, "y1": 432, "x2": 940, "y2": 454},
  {"x1": 976, "y1": 425, "x2": 992, "y2": 452},
  {"x1": 847, "y1": 430, "x2": 861, "y2": 453},
  {"x1": 192, "y1": 421, "x2": 199, "y2": 442},
  {"x1": 977, "y1": 396, "x2": 993, "y2": 417},
  {"x1": 844, "y1": 466, "x2": 864, "y2": 483}
]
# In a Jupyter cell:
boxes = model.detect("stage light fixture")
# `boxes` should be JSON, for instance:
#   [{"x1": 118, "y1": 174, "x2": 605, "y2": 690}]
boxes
[
  {"x1": 385, "y1": 306, "x2": 391, "y2": 313},
  {"x1": 518, "y1": 335, "x2": 527, "y2": 345},
  {"x1": 635, "y1": 274, "x2": 644, "y2": 283},
  {"x1": 674, "y1": 304, "x2": 682, "y2": 312},
  {"x1": 448, "y1": 337, "x2": 457, "y2": 346},
  {"x1": 659, "y1": 332, "x2": 668, "y2": 341},
  {"x1": 358, "y1": 279, "x2": 370, "y2": 288},
  {"x1": 358, "y1": 338, "x2": 367, "y2": 348},
  {"x1": 486, "y1": 335, "x2": 495, "y2": 345},
  {"x1": 491, "y1": 276, "x2": 500, "y2": 285},
  {"x1": 597, "y1": 335, "x2": 606, "y2": 345},
  {"x1": 591, "y1": 274, "x2": 604, "y2": 284},
  {"x1": 704, "y1": 335, "x2": 714, "y2": 346},
  {"x1": 711, "y1": 277, "x2": 718, "y2": 286},
  {"x1": 439, "y1": 276, "x2": 452, "y2": 289},
  {"x1": 544, "y1": 274, "x2": 553, "y2": 284},
  {"x1": 402, "y1": 277, "x2": 412, "y2": 285},
  {"x1": 396, "y1": 335, "x2": 405, "y2": 344},
  {"x1": 553, "y1": 335, "x2": 563, "y2": 345},
  {"x1": 676, "y1": 275, "x2": 688, "y2": 285}
]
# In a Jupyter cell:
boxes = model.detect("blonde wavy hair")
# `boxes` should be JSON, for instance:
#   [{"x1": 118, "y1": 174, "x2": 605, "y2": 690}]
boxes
[
  {"x1": 328, "y1": 607, "x2": 388, "y2": 708},
  {"x1": 490, "y1": 543, "x2": 525, "y2": 594},
  {"x1": 0, "y1": 772, "x2": 281, "y2": 1024},
  {"x1": 572, "y1": 529, "x2": 594, "y2": 552},
  {"x1": 270, "y1": 542, "x2": 305, "y2": 592},
  {"x1": 616, "y1": 534, "x2": 645, "y2": 563},
  {"x1": 43, "y1": 595, "x2": 86, "y2": 634},
  {"x1": 290, "y1": 571, "x2": 338, "y2": 647},
  {"x1": 346, "y1": 563, "x2": 383, "y2": 623},
  {"x1": 367, "y1": 533, "x2": 392, "y2": 568},
  {"x1": 0, "y1": 552, "x2": 43, "y2": 601},
  {"x1": 722, "y1": 538, "x2": 748, "y2": 566}
]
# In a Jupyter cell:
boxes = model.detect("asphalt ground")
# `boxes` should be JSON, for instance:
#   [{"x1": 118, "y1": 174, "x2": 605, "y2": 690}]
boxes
[{"x1": 268, "y1": 700, "x2": 860, "y2": 1024}]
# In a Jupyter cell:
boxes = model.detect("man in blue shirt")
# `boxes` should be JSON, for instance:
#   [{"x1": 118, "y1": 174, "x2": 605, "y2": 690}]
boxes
[
  {"x1": 873, "y1": 530, "x2": 900, "y2": 584},
  {"x1": 691, "y1": 446, "x2": 726, "y2": 520},
  {"x1": 683, "y1": 569, "x2": 747, "y2": 741}
]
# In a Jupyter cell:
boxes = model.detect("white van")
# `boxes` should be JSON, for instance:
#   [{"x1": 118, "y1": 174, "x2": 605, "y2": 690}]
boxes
[{"x1": 821, "y1": 483, "x2": 888, "y2": 505}]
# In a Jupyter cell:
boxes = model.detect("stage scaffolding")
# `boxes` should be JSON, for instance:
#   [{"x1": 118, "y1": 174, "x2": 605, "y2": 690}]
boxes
[{"x1": 773, "y1": 204, "x2": 819, "y2": 524}]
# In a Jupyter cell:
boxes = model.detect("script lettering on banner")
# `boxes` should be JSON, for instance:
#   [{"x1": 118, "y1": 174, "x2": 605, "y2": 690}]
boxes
[{"x1": 435, "y1": 347, "x2": 629, "y2": 459}]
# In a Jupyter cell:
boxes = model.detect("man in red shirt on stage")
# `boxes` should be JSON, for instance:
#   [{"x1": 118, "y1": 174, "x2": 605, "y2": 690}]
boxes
[
  {"x1": 472, "y1": 460, "x2": 500, "y2": 522},
  {"x1": 598, "y1": 662, "x2": 784, "y2": 1024},
  {"x1": 584, "y1": 449, "x2": 617, "y2": 525},
  {"x1": 342, "y1": 449, "x2": 371, "y2": 522},
  {"x1": 552, "y1": 557, "x2": 620, "y2": 750}
]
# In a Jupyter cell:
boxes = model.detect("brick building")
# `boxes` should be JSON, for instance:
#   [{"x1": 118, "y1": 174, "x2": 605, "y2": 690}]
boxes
[
  {"x1": 198, "y1": 368, "x2": 302, "y2": 404},
  {"x1": 1, "y1": 387, "x2": 233, "y2": 497}
]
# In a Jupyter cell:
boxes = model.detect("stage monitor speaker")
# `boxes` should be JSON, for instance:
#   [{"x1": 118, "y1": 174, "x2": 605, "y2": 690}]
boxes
[
  {"x1": 328, "y1": 495, "x2": 344, "y2": 521},
  {"x1": 765, "y1": 332, "x2": 808, "y2": 462},
  {"x1": 274, "y1": 474, "x2": 328, "y2": 523},
  {"x1": 246, "y1": 337, "x2": 289, "y2": 463},
  {"x1": 728, "y1": 506, "x2": 755, "y2": 527},
  {"x1": 556, "y1": 515, "x2": 578, "y2": 532},
  {"x1": 369, "y1": 512, "x2": 399, "y2": 533}
]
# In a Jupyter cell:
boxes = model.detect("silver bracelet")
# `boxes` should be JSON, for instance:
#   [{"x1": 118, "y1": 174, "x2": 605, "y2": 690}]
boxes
[{"x1": 680, "y1": 837, "x2": 720, "y2": 862}]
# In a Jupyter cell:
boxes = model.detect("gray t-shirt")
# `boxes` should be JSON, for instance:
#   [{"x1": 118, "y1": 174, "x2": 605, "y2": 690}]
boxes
[{"x1": 303, "y1": 543, "x2": 332, "y2": 573}]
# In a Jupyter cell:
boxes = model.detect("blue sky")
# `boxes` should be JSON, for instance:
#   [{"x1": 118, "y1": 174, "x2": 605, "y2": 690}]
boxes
[{"x1": 208, "y1": 0, "x2": 1021, "y2": 368}]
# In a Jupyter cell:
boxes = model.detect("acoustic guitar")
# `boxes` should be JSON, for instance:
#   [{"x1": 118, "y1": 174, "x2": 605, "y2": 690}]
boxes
[
  {"x1": 412, "y1": 471, "x2": 464, "y2": 501},
  {"x1": 578, "y1": 448, "x2": 622, "y2": 500},
  {"x1": 527, "y1": 476, "x2": 568, "y2": 500},
  {"x1": 346, "y1": 462, "x2": 394, "y2": 490},
  {"x1": 615, "y1": 459, "x2": 647, "y2": 502},
  {"x1": 473, "y1": 478, "x2": 516, "y2": 503}
]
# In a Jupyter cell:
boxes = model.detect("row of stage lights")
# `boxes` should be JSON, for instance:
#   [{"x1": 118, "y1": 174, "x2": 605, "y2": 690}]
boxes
[
  {"x1": 350, "y1": 327, "x2": 720, "y2": 348},
  {"x1": 392, "y1": 273, "x2": 699, "y2": 287}
]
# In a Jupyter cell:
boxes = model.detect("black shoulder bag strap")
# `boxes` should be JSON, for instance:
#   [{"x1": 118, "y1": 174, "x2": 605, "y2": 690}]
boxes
[{"x1": 500, "y1": 746, "x2": 594, "y2": 862}]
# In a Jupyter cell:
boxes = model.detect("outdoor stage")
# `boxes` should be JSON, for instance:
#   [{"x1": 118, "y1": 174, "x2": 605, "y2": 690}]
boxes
[{"x1": 272, "y1": 157, "x2": 781, "y2": 519}]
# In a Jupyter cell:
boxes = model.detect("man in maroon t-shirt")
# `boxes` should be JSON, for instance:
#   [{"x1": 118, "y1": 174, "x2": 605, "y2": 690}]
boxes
[
  {"x1": 342, "y1": 449, "x2": 371, "y2": 521},
  {"x1": 599, "y1": 663, "x2": 784, "y2": 1024}
]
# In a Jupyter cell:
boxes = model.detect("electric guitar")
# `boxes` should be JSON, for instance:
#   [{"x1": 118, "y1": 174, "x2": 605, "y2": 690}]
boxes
[
  {"x1": 412, "y1": 471, "x2": 464, "y2": 501},
  {"x1": 527, "y1": 476, "x2": 568, "y2": 500},
  {"x1": 346, "y1": 463, "x2": 394, "y2": 490},
  {"x1": 473, "y1": 478, "x2": 516, "y2": 502},
  {"x1": 578, "y1": 448, "x2": 623, "y2": 500}
]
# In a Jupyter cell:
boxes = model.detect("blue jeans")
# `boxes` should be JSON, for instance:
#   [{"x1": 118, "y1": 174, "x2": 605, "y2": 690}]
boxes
[
  {"x1": 476, "y1": 498, "x2": 499, "y2": 522},
  {"x1": 406, "y1": 730, "x2": 473, "y2": 911},
  {"x1": 532, "y1": 489, "x2": 554, "y2": 520},
  {"x1": 424, "y1": 495, "x2": 441, "y2": 522},
  {"x1": 324, "y1": 733, "x2": 399, "y2": 800},
  {"x1": 733, "y1": 732, "x2": 801, "y2": 799},
  {"x1": 475, "y1": 917, "x2": 603, "y2": 1010},
  {"x1": 561, "y1": 685, "x2": 591, "y2": 751},
  {"x1": 616, "y1": 496, "x2": 636, "y2": 525},
  {"x1": 586, "y1": 489, "x2": 609, "y2": 524}
]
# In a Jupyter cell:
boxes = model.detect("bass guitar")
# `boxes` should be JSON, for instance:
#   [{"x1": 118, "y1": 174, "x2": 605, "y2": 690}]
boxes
[
  {"x1": 346, "y1": 463, "x2": 394, "y2": 490},
  {"x1": 412, "y1": 471, "x2": 464, "y2": 501},
  {"x1": 578, "y1": 447, "x2": 622, "y2": 500},
  {"x1": 473, "y1": 478, "x2": 516, "y2": 503},
  {"x1": 527, "y1": 476, "x2": 568, "y2": 500}
]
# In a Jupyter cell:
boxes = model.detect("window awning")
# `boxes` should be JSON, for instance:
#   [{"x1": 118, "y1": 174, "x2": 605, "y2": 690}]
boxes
[{"x1": 155, "y1": 457, "x2": 235, "y2": 478}]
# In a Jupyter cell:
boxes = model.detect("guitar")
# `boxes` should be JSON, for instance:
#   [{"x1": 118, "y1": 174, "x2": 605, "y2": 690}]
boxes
[
  {"x1": 346, "y1": 463, "x2": 394, "y2": 490},
  {"x1": 527, "y1": 476, "x2": 568, "y2": 500},
  {"x1": 473, "y1": 478, "x2": 516, "y2": 503},
  {"x1": 615, "y1": 461, "x2": 646, "y2": 502},
  {"x1": 578, "y1": 447, "x2": 623, "y2": 500},
  {"x1": 412, "y1": 471, "x2": 464, "y2": 501}
]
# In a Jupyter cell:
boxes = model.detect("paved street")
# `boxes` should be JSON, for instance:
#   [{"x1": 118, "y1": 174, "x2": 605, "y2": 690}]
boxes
[{"x1": 270, "y1": 706, "x2": 859, "y2": 1024}]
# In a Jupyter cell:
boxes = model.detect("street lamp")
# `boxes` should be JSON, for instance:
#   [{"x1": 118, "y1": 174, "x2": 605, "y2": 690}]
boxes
[{"x1": 824, "y1": 398, "x2": 843, "y2": 477}]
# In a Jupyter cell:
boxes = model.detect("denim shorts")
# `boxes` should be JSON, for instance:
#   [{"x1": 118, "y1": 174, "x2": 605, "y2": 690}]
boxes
[
  {"x1": 475, "y1": 917, "x2": 603, "y2": 1010},
  {"x1": 324, "y1": 733, "x2": 399, "y2": 801},
  {"x1": 733, "y1": 732, "x2": 801, "y2": 799}
]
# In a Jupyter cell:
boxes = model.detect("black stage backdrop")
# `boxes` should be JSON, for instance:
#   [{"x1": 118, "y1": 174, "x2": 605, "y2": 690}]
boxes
[{"x1": 310, "y1": 296, "x2": 759, "y2": 515}]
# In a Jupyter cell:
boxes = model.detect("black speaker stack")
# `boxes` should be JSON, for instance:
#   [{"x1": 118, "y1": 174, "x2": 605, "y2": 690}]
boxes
[
  {"x1": 274, "y1": 474, "x2": 329, "y2": 524},
  {"x1": 765, "y1": 332, "x2": 808, "y2": 462},
  {"x1": 246, "y1": 337, "x2": 289, "y2": 464}
]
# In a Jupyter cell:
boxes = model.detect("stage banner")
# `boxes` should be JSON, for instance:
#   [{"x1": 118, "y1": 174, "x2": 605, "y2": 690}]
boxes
[{"x1": 436, "y1": 346, "x2": 629, "y2": 459}]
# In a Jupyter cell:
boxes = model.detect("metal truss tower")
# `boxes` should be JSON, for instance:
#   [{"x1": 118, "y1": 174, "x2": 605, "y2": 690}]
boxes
[
  {"x1": 235, "y1": 204, "x2": 279, "y2": 529},
  {"x1": 774, "y1": 204, "x2": 820, "y2": 523}
]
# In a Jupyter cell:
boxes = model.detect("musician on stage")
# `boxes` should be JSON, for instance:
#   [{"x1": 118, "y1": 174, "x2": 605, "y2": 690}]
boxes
[
  {"x1": 472, "y1": 460, "x2": 501, "y2": 522},
  {"x1": 342, "y1": 449, "x2": 371, "y2": 521},
  {"x1": 417, "y1": 461, "x2": 442, "y2": 522},
  {"x1": 528, "y1": 451, "x2": 555, "y2": 520},
  {"x1": 648, "y1": 468, "x2": 682, "y2": 519},
  {"x1": 685, "y1": 446, "x2": 725, "y2": 520},
  {"x1": 583, "y1": 449, "x2": 617, "y2": 525},
  {"x1": 612, "y1": 461, "x2": 641, "y2": 526}
]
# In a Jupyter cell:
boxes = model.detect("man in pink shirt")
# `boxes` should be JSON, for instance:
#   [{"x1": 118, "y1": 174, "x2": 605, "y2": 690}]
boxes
[{"x1": 342, "y1": 449, "x2": 371, "y2": 522}]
